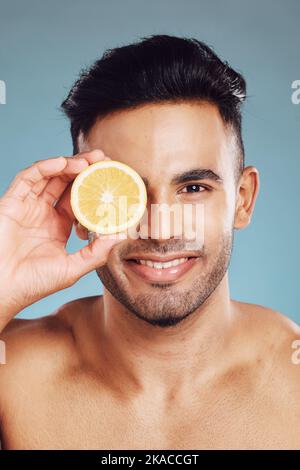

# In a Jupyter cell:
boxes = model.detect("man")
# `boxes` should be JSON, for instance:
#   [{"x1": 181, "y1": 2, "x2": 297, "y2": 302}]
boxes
[{"x1": 0, "y1": 34, "x2": 299, "y2": 450}]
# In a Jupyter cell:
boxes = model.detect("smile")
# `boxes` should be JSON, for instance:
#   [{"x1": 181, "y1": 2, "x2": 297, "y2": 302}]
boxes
[
  {"x1": 135, "y1": 257, "x2": 188, "y2": 269},
  {"x1": 124, "y1": 256, "x2": 200, "y2": 283}
]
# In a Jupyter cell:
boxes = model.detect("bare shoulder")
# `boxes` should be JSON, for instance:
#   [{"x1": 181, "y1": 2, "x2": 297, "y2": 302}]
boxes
[
  {"x1": 0, "y1": 295, "x2": 100, "y2": 367},
  {"x1": 233, "y1": 300, "x2": 300, "y2": 398},
  {"x1": 234, "y1": 299, "x2": 300, "y2": 339},
  {"x1": 0, "y1": 296, "x2": 100, "y2": 413}
]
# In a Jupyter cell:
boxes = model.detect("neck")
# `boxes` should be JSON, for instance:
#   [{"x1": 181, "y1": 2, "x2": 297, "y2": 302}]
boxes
[{"x1": 91, "y1": 274, "x2": 236, "y2": 397}]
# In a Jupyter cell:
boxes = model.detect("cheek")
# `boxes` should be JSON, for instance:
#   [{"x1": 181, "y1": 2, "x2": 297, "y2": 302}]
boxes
[
  {"x1": 202, "y1": 195, "x2": 235, "y2": 244},
  {"x1": 105, "y1": 249, "x2": 128, "y2": 280}
]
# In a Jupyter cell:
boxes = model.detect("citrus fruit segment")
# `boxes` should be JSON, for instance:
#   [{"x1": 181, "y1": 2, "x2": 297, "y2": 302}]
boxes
[{"x1": 70, "y1": 160, "x2": 147, "y2": 234}]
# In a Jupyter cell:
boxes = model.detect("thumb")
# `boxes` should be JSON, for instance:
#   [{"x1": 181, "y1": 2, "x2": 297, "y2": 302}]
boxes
[{"x1": 66, "y1": 232, "x2": 127, "y2": 282}]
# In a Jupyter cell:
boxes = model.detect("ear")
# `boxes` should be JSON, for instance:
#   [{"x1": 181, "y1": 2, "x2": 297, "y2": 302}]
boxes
[
  {"x1": 74, "y1": 220, "x2": 89, "y2": 240},
  {"x1": 234, "y1": 166, "x2": 260, "y2": 230}
]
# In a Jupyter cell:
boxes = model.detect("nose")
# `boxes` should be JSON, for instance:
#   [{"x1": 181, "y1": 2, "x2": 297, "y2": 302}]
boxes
[
  {"x1": 135, "y1": 189, "x2": 182, "y2": 241},
  {"x1": 133, "y1": 188, "x2": 204, "y2": 244}
]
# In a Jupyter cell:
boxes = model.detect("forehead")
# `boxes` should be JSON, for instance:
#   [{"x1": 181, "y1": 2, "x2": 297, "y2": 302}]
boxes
[{"x1": 80, "y1": 101, "x2": 235, "y2": 180}]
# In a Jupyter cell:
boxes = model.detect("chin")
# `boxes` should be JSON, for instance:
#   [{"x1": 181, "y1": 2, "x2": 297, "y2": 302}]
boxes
[{"x1": 129, "y1": 311, "x2": 191, "y2": 328}]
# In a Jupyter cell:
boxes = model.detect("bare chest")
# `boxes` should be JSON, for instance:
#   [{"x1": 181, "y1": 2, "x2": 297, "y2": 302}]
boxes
[{"x1": 2, "y1": 384, "x2": 300, "y2": 450}]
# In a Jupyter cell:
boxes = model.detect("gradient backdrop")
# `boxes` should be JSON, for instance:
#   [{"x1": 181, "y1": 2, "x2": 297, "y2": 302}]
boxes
[{"x1": 0, "y1": 0, "x2": 299, "y2": 322}]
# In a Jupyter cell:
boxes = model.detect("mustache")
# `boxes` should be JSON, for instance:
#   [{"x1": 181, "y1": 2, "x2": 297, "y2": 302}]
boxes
[{"x1": 119, "y1": 238, "x2": 204, "y2": 259}]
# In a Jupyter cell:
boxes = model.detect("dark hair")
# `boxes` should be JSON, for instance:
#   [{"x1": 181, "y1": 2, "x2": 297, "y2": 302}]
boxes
[{"x1": 61, "y1": 34, "x2": 246, "y2": 176}]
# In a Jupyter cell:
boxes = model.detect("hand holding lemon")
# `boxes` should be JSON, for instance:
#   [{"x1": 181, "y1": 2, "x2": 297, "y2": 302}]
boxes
[{"x1": 0, "y1": 150, "x2": 145, "y2": 331}]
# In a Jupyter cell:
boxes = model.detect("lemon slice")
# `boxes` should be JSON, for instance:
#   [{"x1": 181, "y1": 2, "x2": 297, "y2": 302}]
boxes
[{"x1": 71, "y1": 160, "x2": 147, "y2": 234}]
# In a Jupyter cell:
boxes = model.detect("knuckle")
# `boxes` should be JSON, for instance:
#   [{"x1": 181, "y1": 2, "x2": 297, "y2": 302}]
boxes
[
  {"x1": 15, "y1": 168, "x2": 27, "y2": 180},
  {"x1": 73, "y1": 152, "x2": 87, "y2": 160},
  {"x1": 16, "y1": 167, "x2": 32, "y2": 183},
  {"x1": 18, "y1": 161, "x2": 38, "y2": 176}
]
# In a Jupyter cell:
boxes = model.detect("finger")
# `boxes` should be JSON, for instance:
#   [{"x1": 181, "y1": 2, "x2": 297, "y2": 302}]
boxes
[
  {"x1": 74, "y1": 221, "x2": 89, "y2": 240},
  {"x1": 66, "y1": 233, "x2": 126, "y2": 282},
  {"x1": 54, "y1": 184, "x2": 75, "y2": 224},
  {"x1": 90, "y1": 230, "x2": 128, "y2": 241},
  {"x1": 25, "y1": 158, "x2": 88, "y2": 203},
  {"x1": 28, "y1": 149, "x2": 108, "y2": 201},
  {"x1": 5, "y1": 157, "x2": 68, "y2": 201},
  {"x1": 6, "y1": 149, "x2": 110, "y2": 202},
  {"x1": 6, "y1": 157, "x2": 87, "y2": 202},
  {"x1": 39, "y1": 151, "x2": 111, "y2": 205},
  {"x1": 34, "y1": 159, "x2": 89, "y2": 204}
]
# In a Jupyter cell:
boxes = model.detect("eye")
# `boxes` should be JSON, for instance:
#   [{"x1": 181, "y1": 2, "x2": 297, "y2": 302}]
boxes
[{"x1": 179, "y1": 184, "x2": 207, "y2": 194}]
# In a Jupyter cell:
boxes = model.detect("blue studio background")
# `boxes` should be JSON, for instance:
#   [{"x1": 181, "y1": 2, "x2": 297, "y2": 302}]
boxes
[{"x1": 0, "y1": 0, "x2": 299, "y2": 322}]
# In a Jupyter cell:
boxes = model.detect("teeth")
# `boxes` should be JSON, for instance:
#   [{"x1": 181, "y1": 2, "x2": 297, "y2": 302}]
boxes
[{"x1": 137, "y1": 258, "x2": 188, "y2": 269}]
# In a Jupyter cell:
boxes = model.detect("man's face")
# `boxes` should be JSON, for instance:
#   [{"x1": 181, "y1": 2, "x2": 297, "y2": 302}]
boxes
[{"x1": 80, "y1": 102, "x2": 239, "y2": 327}]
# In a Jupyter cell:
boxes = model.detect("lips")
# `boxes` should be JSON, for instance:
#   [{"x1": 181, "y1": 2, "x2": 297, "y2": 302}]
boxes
[
  {"x1": 136, "y1": 257, "x2": 188, "y2": 269},
  {"x1": 124, "y1": 255, "x2": 199, "y2": 282}
]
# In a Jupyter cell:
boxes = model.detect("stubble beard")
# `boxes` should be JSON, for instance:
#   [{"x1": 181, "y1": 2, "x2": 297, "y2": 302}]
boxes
[{"x1": 93, "y1": 230, "x2": 234, "y2": 328}]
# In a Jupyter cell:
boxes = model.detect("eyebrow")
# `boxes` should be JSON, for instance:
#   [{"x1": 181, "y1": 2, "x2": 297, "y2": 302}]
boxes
[
  {"x1": 170, "y1": 168, "x2": 223, "y2": 185},
  {"x1": 141, "y1": 168, "x2": 223, "y2": 188}
]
